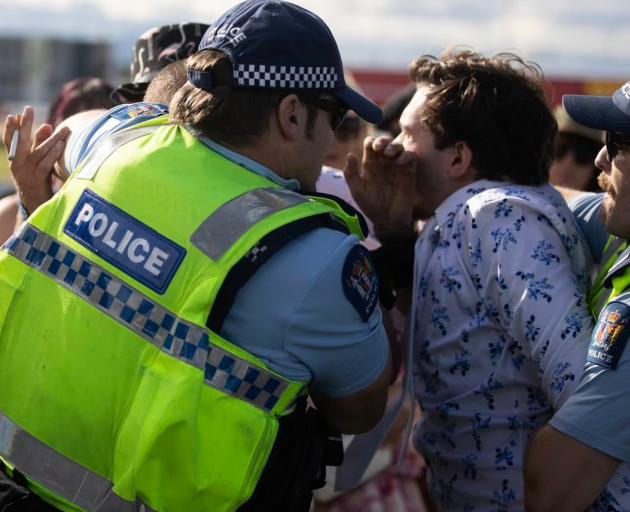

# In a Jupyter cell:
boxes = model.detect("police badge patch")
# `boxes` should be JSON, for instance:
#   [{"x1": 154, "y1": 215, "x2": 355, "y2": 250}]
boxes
[
  {"x1": 342, "y1": 245, "x2": 379, "y2": 323},
  {"x1": 111, "y1": 103, "x2": 168, "y2": 120},
  {"x1": 588, "y1": 301, "x2": 630, "y2": 370}
]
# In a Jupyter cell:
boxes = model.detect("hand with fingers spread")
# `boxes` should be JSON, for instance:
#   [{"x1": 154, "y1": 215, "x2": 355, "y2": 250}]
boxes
[
  {"x1": 3, "y1": 106, "x2": 71, "y2": 217},
  {"x1": 344, "y1": 136, "x2": 417, "y2": 233}
]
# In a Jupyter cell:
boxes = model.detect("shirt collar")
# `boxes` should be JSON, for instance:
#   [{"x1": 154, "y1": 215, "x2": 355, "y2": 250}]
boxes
[
  {"x1": 435, "y1": 179, "x2": 508, "y2": 227},
  {"x1": 193, "y1": 130, "x2": 301, "y2": 191}
]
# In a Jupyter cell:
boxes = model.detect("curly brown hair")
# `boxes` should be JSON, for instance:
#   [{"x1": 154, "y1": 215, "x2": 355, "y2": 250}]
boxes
[{"x1": 410, "y1": 48, "x2": 557, "y2": 186}]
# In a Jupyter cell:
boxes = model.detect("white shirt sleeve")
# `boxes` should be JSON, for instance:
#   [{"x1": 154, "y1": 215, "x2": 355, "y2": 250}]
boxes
[{"x1": 463, "y1": 197, "x2": 594, "y2": 409}]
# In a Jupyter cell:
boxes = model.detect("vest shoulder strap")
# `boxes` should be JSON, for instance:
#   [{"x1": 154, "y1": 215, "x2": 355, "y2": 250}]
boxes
[
  {"x1": 604, "y1": 245, "x2": 630, "y2": 290},
  {"x1": 305, "y1": 190, "x2": 369, "y2": 239},
  {"x1": 207, "y1": 213, "x2": 350, "y2": 333}
]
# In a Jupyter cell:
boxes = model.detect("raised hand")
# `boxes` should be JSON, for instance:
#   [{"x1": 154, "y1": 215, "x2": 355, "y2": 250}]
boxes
[
  {"x1": 3, "y1": 106, "x2": 71, "y2": 216},
  {"x1": 344, "y1": 136, "x2": 417, "y2": 232}
]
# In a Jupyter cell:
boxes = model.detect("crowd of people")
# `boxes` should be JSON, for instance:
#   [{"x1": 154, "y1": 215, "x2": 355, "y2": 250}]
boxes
[{"x1": 0, "y1": 1, "x2": 628, "y2": 512}]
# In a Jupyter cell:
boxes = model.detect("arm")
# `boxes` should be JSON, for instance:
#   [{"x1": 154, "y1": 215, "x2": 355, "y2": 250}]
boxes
[
  {"x1": 526, "y1": 296, "x2": 630, "y2": 510},
  {"x1": 297, "y1": 242, "x2": 393, "y2": 434},
  {"x1": 2, "y1": 107, "x2": 71, "y2": 216},
  {"x1": 310, "y1": 340, "x2": 392, "y2": 434},
  {"x1": 381, "y1": 306, "x2": 401, "y2": 383},
  {"x1": 524, "y1": 425, "x2": 620, "y2": 512},
  {"x1": 2, "y1": 107, "x2": 106, "y2": 218},
  {"x1": 221, "y1": 231, "x2": 393, "y2": 435},
  {"x1": 466, "y1": 195, "x2": 593, "y2": 409},
  {"x1": 54, "y1": 109, "x2": 107, "y2": 178}
]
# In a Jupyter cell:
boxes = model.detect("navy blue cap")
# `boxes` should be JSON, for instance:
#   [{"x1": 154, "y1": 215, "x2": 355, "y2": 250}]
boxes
[
  {"x1": 188, "y1": 0, "x2": 383, "y2": 124},
  {"x1": 563, "y1": 81, "x2": 630, "y2": 133}
]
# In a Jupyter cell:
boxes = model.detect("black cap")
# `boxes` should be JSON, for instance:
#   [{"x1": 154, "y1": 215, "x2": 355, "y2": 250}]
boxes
[{"x1": 113, "y1": 22, "x2": 210, "y2": 102}]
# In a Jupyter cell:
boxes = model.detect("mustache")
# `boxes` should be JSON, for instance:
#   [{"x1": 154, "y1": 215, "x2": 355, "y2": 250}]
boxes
[{"x1": 598, "y1": 172, "x2": 613, "y2": 192}]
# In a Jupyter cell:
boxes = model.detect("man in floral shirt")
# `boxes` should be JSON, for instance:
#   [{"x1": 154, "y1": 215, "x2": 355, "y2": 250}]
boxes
[{"x1": 345, "y1": 49, "x2": 594, "y2": 511}]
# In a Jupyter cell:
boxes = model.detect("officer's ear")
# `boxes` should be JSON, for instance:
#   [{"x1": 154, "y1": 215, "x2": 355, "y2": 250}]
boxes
[{"x1": 276, "y1": 94, "x2": 306, "y2": 142}]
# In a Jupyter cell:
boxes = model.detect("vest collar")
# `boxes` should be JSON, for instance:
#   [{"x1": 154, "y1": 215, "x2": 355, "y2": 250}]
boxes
[{"x1": 192, "y1": 130, "x2": 302, "y2": 192}]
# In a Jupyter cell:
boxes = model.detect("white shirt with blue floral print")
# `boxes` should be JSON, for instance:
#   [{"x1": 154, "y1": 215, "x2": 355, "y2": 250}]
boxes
[{"x1": 412, "y1": 180, "x2": 594, "y2": 512}]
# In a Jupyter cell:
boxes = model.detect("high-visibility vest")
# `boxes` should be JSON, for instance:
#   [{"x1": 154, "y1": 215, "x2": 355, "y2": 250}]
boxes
[
  {"x1": 588, "y1": 234, "x2": 628, "y2": 317},
  {"x1": 0, "y1": 117, "x2": 366, "y2": 512}
]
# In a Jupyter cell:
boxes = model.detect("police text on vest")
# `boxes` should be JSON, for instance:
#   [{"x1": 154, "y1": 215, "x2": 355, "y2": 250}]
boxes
[{"x1": 64, "y1": 189, "x2": 186, "y2": 294}]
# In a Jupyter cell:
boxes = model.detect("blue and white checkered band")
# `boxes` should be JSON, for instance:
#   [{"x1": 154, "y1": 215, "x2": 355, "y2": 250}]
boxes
[
  {"x1": 233, "y1": 64, "x2": 339, "y2": 89},
  {"x1": 2, "y1": 223, "x2": 295, "y2": 414}
]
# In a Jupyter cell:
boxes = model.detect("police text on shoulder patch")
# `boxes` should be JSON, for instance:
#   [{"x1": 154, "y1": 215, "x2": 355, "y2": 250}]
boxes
[
  {"x1": 64, "y1": 189, "x2": 185, "y2": 294},
  {"x1": 588, "y1": 301, "x2": 630, "y2": 370},
  {"x1": 342, "y1": 244, "x2": 379, "y2": 322}
]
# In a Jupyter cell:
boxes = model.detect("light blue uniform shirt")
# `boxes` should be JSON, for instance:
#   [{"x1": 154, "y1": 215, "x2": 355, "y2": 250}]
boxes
[
  {"x1": 549, "y1": 284, "x2": 630, "y2": 512},
  {"x1": 568, "y1": 192, "x2": 609, "y2": 264},
  {"x1": 65, "y1": 104, "x2": 388, "y2": 397}
]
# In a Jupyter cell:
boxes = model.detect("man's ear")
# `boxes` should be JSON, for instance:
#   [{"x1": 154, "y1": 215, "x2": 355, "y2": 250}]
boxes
[
  {"x1": 276, "y1": 94, "x2": 305, "y2": 142},
  {"x1": 447, "y1": 141, "x2": 474, "y2": 180}
]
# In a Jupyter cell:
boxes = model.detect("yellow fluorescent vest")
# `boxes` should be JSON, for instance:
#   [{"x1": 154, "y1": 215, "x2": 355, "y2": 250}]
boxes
[
  {"x1": 588, "y1": 235, "x2": 628, "y2": 317},
  {"x1": 0, "y1": 118, "x2": 364, "y2": 512}
]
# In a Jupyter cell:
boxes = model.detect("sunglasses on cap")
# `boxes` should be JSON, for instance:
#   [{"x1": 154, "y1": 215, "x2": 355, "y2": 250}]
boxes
[
  {"x1": 606, "y1": 131, "x2": 630, "y2": 162},
  {"x1": 298, "y1": 97, "x2": 348, "y2": 131}
]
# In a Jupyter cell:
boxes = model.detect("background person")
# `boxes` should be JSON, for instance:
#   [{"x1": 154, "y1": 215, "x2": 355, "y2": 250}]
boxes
[
  {"x1": 375, "y1": 84, "x2": 416, "y2": 139},
  {"x1": 550, "y1": 104, "x2": 604, "y2": 193},
  {"x1": 111, "y1": 22, "x2": 210, "y2": 104}
]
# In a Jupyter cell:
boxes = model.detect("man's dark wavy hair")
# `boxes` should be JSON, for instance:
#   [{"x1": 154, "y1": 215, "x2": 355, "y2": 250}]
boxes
[{"x1": 410, "y1": 48, "x2": 557, "y2": 186}]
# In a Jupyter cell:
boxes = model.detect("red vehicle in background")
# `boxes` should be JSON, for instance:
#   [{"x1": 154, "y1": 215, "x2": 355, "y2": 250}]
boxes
[{"x1": 350, "y1": 68, "x2": 625, "y2": 107}]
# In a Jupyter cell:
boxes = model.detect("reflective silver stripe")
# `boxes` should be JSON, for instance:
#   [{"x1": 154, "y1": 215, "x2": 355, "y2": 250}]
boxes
[
  {"x1": 191, "y1": 187, "x2": 309, "y2": 260},
  {"x1": 602, "y1": 236, "x2": 627, "y2": 267},
  {"x1": 594, "y1": 237, "x2": 629, "y2": 315},
  {"x1": 77, "y1": 125, "x2": 161, "y2": 180},
  {"x1": 0, "y1": 413, "x2": 157, "y2": 512},
  {"x1": 596, "y1": 287, "x2": 615, "y2": 317},
  {"x1": 2, "y1": 223, "x2": 291, "y2": 413}
]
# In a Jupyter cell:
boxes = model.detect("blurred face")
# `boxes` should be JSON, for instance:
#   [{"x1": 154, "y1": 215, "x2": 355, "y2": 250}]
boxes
[
  {"x1": 324, "y1": 113, "x2": 368, "y2": 170},
  {"x1": 595, "y1": 135, "x2": 630, "y2": 239},
  {"x1": 549, "y1": 133, "x2": 601, "y2": 191},
  {"x1": 395, "y1": 88, "x2": 457, "y2": 219},
  {"x1": 549, "y1": 155, "x2": 595, "y2": 191}
]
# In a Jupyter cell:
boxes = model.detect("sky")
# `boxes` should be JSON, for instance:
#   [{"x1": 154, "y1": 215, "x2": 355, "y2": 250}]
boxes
[{"x1": 1, "y1": 0, "x2": 629, "y2": 79}]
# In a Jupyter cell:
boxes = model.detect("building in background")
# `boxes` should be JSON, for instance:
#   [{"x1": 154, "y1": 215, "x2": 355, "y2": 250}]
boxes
[{"x1": 0, "y1": 37, "x2": 110, "y2": 107}]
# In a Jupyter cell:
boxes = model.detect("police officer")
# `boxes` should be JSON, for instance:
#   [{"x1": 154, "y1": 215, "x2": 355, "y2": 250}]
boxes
[
  {"x1": 525, "y1": 81, "x2": 630, "y2": 511},
  {"x1": 0, "y1": 2, "x2": 394, "y2": 512}
]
